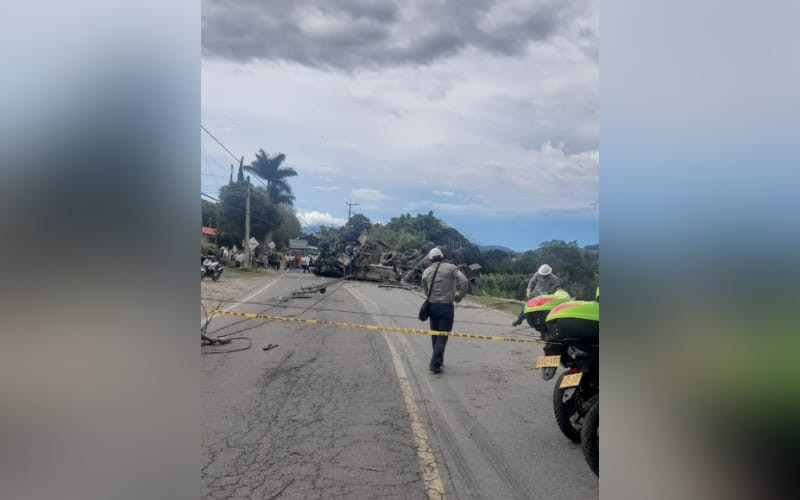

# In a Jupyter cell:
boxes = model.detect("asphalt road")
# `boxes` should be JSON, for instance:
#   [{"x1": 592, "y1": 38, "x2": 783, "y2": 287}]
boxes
[{"x1": 202, "y1": 273, "x2": 598, "y2": 499}]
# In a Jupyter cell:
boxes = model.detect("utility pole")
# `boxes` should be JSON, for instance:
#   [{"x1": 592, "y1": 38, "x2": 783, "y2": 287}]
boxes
[
  {"x1": 345, "y1": 200, "x2": 360, "y2": 221},
  {"x1": 244, "y1": 174, "x2": 251, "y2": 269},
  {"x1": 229, "y1": 164, "x2": 233, "y2": 184}
]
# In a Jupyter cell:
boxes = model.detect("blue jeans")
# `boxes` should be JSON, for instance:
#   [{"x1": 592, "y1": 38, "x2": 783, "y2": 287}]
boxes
[
  {"x1": 516, "y1": 303, "x2": 526, "y2": 324},
  {"x1": 428, "y1": 302, "x2": 454, "y2": 371}
]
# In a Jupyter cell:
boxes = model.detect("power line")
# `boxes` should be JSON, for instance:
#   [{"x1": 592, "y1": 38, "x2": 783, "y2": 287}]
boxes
[
  {"x1": 201, "y1": 124, "x2": 240, "y2": 163},
  {"x1": 203, "y1": 192, "x2": 314, "y2": 233},
  {"x1": 294, "y1": 212, "x2": 315, "y2": 231},
  {"x1": 345, "y1": 200, "x2": 360, "y2": 221},
  {"x1": 200, "y1": 126, "x2": 309, "y2": 234},
  {"x1": 204, "y1": 279, "x2": 350, "y2": 336},
  {"x1": 201, "y1": 137, "x2": 234, "y2": 173}
]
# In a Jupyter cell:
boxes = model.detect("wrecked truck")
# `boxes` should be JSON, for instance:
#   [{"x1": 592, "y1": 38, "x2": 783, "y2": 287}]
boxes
[{"x1": 312, "y1": 238, "x2": 479, "y2": 292}]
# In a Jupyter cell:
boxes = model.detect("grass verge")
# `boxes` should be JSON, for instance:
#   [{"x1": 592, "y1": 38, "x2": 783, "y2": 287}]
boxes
[
  {"x1": 225, "y1": 267, "x2": 273, "y2": 277},
  {"x1": 465, "y1": 295, "x2": 524, "y2": 316}
]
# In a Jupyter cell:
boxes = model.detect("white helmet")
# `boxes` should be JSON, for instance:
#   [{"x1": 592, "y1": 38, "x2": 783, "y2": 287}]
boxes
[
  {"x1": 538, "y1": 264, "x2": 552, "y2": 275},
  {"x1": 427, "y1": 247, "x2": 443, "y2": 260}
]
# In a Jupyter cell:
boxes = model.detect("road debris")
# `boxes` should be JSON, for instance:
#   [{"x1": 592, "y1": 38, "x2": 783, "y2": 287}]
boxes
[{"x1": 313, "y1": 237, "x2": 480, "y2": 290}]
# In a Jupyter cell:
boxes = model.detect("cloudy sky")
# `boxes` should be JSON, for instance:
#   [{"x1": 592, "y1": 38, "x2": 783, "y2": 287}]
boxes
[{"x1": 201, "y1": 0, "x2": 598, "y2": 251}]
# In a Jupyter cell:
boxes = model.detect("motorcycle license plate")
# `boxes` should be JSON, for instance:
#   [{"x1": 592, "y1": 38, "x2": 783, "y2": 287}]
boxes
[
  {"x1": 559, "y1": 372, "x2": 583, "y2": 388},
  {"x1": 535, "y1": 355, "x2": 561, "y2": 369}
]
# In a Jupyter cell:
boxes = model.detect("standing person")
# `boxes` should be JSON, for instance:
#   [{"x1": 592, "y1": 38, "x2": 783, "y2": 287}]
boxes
[
  {"x1": 421, "y1": 247, "x2": 468, "y2": 374},
  {"x1": 512, "y1": 264, "x2": 561, "y2": 326},
  {"x1": 301, "y1": 254, "x2": 309, "y2": 273},
  {"x1": 295, "y1": 253, "x2": 302, "y2": 271}
]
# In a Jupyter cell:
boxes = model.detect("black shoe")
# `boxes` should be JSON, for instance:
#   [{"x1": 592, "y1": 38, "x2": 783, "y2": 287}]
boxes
[
  {"x1": 430, "y1": 367, "x2": 442, "y2": 374},
  {"x1": 512, "y1": 319, "x2": 522, "y2": 326}
]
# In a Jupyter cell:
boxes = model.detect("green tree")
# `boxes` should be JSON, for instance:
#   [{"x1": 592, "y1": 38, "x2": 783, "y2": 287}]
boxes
[
  {"x1": 271, "y1": 204, "x2": 302, "y2": 250},
  {"x1": 343, "y1": 213, "x2": 372, "y2": 242},
  {"x1": 245, "y1": 149, "x2": 298, "y2": 205},
  {"x1": 201, "y1": 199, "x2": 220, "y2": 228},
  {"x1": 217, "y1": 181, "x2": 282, "y2": 246},
  {"x1": 365, "y1": 212, "x2": 474, "y2": 253}
]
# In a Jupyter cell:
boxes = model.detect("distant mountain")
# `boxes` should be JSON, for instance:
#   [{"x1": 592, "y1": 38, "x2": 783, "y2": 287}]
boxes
[{"x1": 477, "y1": 244, "x2": 514, "y2": 253}]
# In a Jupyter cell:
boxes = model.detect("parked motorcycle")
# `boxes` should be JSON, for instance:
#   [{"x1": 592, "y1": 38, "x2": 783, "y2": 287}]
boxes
[
  {"x1": 524, "y1": 289, "x2": 571, "y2": 381},
  {"x1": 581, "y1": 396, "x2": 599, "y2": 476},
  {"x1": 201, "y1": 257, "x2": 224, "y2": 281},
  {"x1": 523, "y1": 289, "x2": 571, "y2": 330},
  {"x1": 536, "y1": 294, "x2": 599, "y2": 475}
]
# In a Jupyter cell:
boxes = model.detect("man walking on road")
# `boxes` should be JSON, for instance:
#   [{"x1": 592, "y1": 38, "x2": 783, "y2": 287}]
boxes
[{"x1": 422, "y1": 247, "x2": 468, "y2": 374}]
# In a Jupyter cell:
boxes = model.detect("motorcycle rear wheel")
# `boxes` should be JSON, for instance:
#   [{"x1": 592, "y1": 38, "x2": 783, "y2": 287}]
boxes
[
  {"x1": 581, "y1": 396, "x2": 599, "y2": 476},
  {"x1": 553, "y1": 370, "x2": 582, "y2": 443}
]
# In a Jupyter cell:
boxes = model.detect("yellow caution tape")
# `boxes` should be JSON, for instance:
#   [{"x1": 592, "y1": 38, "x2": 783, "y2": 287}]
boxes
[{"x1": 205, "y1": 309, "x2": 547, "y2": 344}]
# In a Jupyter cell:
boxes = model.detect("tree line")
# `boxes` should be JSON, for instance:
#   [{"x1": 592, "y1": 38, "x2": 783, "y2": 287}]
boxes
[
  {"x1": 201, "y1": 149, "x2": 597, "y2": 299},
  {"x1": 202, "y1": 149, "x2": 302, "y2": 253},
  {"x1": 306, "y1": 211, "x2": 598, "y2": 301},
  {"x1": 475, "y1": 241, "x2": 598, "y2": 300}
]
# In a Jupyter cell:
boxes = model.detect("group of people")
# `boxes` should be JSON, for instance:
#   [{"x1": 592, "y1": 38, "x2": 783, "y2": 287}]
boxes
[
  {"x1": 268, "y1": 252, "x2": 313, "y2": 272},
  {"x1": 265, "y1": 253, "x2": 281, "y2": 271},
  {"x1": 420, "y1": 246, "x2": 560, "y2": 374},
  {"x1": 210, "y1": 246, "x2": 244, "y2": 267},
  {"x1": 211, "y1": 246, "x2": 318, "y2": 273}
]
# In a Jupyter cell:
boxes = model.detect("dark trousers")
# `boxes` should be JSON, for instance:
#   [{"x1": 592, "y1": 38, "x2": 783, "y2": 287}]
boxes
[
  {"x1": 516, "y1": 303, "x2": 526, "y2": 323},
  {"x1": 428, "y1": 302, "x2": 454, "y2": 371}
]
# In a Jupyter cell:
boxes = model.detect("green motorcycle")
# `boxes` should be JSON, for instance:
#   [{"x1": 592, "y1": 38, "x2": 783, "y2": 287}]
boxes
[
  {"x1": 540, "y1": 292, "x2": 599, "y2": 476},
  {"x1": 524, "y1": 289, "x2": 571, "y2": 381}
]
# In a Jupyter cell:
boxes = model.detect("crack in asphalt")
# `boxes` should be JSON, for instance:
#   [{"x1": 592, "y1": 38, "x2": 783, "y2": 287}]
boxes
[
  {"x1": 202, "y1": 276, "x2": 599, "y2": 499},
  {"x1": 202, "y1": 278, "x2": 427, "y2": 499}
]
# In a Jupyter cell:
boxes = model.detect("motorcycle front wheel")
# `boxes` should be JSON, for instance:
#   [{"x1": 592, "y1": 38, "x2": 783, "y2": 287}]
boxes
[
  {"x1": 581, "y1": 396, "x2": 599, "y2": 476},
  {"x1": 553, "y1": 370, "x2": 582, "y2": 443},
  {"x1": 212, "y1": 272, "x2": 221, "y2": 281}
]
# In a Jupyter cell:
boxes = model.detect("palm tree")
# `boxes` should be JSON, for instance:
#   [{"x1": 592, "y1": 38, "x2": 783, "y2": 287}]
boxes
[{"x1": 245, "y1": 149, "x2": 298, "y2": 205}]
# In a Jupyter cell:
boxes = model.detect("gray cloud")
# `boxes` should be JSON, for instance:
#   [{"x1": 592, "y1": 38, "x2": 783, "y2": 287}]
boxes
[
  {"x1": 202, "y1": 0, "x2": 596, "y2": 70},
  {"x1": 201, "y1": 1, "x2": 598, "y2": 224}
]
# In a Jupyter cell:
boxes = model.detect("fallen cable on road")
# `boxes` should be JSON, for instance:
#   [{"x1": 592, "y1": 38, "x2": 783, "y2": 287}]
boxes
[
  {"x1": 205, "y1": 309, "x2": 552, "y2": 344},
  {"x1": 201, "y1": 336, "x2": 252, "y2": 354},
  {"x1": 201, "y1": 296, "x2": 532, "y2": 330}
]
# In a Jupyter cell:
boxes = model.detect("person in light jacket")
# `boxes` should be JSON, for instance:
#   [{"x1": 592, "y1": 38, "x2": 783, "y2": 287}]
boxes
[
  {"x1": 512, "y1": 264, "x2": 561, "y2": 326},
  {"x1": 422, "y1": 247, "x2": 469, "y2": 374}
]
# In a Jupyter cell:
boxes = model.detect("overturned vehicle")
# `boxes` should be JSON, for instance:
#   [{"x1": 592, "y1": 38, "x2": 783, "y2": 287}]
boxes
[{"x1": 312, "y1": 238, "x2": 479, "y2": 291}]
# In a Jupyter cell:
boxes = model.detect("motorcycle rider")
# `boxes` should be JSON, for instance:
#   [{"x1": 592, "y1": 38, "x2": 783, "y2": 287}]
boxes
[{"x1": 512, "y1": 264, "x2": 561, "y2": 326}]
